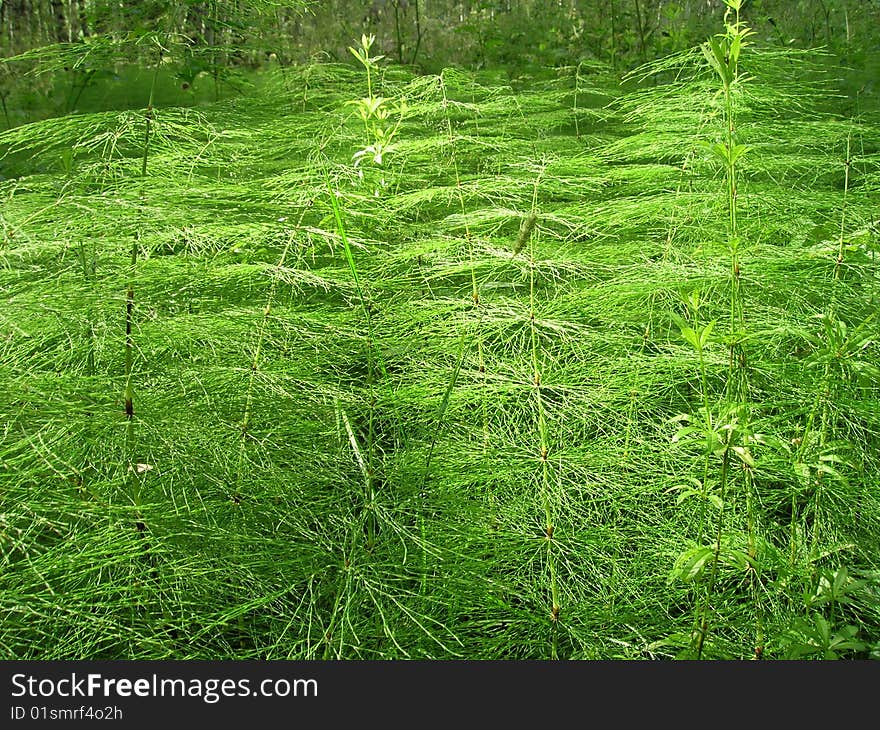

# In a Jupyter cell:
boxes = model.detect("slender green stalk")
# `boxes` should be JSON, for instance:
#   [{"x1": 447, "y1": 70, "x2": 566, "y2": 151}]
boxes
[
  {"x1": 795, "y1": 130, "x2": 854, "y2": 559},
  {"x1": 409, "y1": 0, "x2": 422, "y2": 66},
  {"x1": 393, "y1": 0, "x2": 404, "y2": 65},
  {"x1": 718, "y1": 2, "x2": 749, "y2": 405},
  {"x1": 326, "y1": 176, "x2": 384, "y2": 549},
  {"x1": 123, "y1": 52, "x2": 162, "y2": 595},
  {"x1": 439, "y1": 72, "x2": 488, "y2": 449},
  {"x1": 525, "y1": 174, "x2": 559, "y2": 658},
  {"x1": 695, "y1": 448, "x2": 730, "y2": 659},
  {"x1": 232, "y1": 217, "x2": 308, "y2": 502},
  {"x1": 691, "y1": 0, "x2": 756, "y2": 658},
  {"x1": 833, "y1": 133, "x2": 852, "y2": 314},
  {"x1": 142, "y1": 63, "x2": 160, "y2": 178}
]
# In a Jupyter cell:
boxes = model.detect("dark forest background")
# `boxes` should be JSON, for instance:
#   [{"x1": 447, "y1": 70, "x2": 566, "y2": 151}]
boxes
[
  {"x1": 3, "y1": 1, "x2": 879, "y2": 70},
  {"x1": 3, "y1": 1, "x2": 878, "y2": 128}
]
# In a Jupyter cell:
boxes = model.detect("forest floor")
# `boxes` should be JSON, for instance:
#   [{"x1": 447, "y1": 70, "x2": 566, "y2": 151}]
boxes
[{"x1": 1, "y1": 48, "x2": 879, "y2": 659}]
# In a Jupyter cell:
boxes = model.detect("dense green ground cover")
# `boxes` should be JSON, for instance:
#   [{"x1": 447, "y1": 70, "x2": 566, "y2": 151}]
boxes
[{"x1": 1, "y1": 28, "x2": 879, "y2": 659}]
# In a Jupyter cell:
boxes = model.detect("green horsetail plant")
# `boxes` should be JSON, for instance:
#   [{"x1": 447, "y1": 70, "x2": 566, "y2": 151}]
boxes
[
  {"x1": 123, "y1": 43, "x2": 162, "y2": 594},
  {"x1": 794, "y1": 308, "x2": 877, "y2": 561},
  {"x1": 232, "y1": 209, "x2": 312, "y2": 504},
  {"x1": 669, "y1": 290, "x2": 752, "y2": 658},
  {"x1": 418, "y1": 204, "x2": 539, "y2": 489},
  {"x1": 1, "y1": 24, "x2": 878, "y2": 661},
  {"x1": 572, "y1": 62, "x2": 584, "y2": 140},
  {"x1": 700, "y1": 0, "x2": 764, "y2": 655},
  {"x1": 791, "y1": 130, "x2": 860, "y2": 564},
  {"x1": 700, "y1": 0, "x2": 753, "y2": 404},
  {"x1": 523, "y1": 168, "x2": 561, "y2": 658},
  {"x1": 409, "y1": 69, "x2": 492, "y2": 480},
  {"x1": 439, "y1": 70, "x2": 491, "y2": 449},
  {"x1": 75, "y1": 211, "x2": 99, "y2": 498}
]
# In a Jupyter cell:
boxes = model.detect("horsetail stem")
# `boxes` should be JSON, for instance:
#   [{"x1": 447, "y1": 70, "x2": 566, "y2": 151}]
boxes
[
  {"x1": 692, "y1": 0, "x2": 754, "y2": 658},
  {"x1": 798, "y1": 130, "x2": 855, "y2": 559},
  {"x1": 233, "y1": 207, "x2": 311, "y2": 501},
  {"x1": 123, "y1": 237, "x2": 136, "y2": 423},
  {"x1": 326, "y1": 178, "x2": 384, "y2": 549},
  {"x1": 438, "y1": 72, "x2": 489, "y2": 448},
  {"x1": 695, "y1": 448, "x2": 730, "y2": 659},
  {"x1": 523, "y1": 170, "x2": 559, "y2": 657}
]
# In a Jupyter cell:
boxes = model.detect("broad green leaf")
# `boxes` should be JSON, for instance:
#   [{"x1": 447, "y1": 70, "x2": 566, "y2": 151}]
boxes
[
  {"x1": 671, "y1": 545, "x2": 714, "y2": 582},
  {"x1": 704, "y1": 37, "x2": 733, "y2": 86},
  {"x1": 729, "y1": 33, "x2": 742, "y2": 65},
  {"x1": 728, "y1": 143, "x2": 749, "y2": 165},
  {"x1": 675, "y1": 488, "x2": 699, "y2": 505},
  {"x1": 681, "y1": 325, "x2": 700, "y2": 351},
  {"x1": 672, "y1": 425, "x2": 703, "y2": 443},
  {"x1": 699, "y1": 319, "x2": 716, "y2": 348}
]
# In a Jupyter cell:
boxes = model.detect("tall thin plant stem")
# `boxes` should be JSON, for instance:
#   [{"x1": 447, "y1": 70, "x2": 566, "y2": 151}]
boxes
[
  {"x1": 525, "y1": 170, "x2": 559, "y2": 658},
  {"x1": 123, "y1": 50, "x2": 161, "y2": 591}
]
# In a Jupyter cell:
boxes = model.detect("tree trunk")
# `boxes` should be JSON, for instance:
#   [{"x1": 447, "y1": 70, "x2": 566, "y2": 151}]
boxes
[
  {"x1": 410, "y1": 0, "x2": 422, "y2": 66},
  {"x1": 50, "y1": 0, "x2": 67, "y2": 42},
  {"x1": 633, "y1": 0, "x2": 647, "y2": 63},
  {"x1": 77, "y1": 0, "x2": 89, "y2": 37}
]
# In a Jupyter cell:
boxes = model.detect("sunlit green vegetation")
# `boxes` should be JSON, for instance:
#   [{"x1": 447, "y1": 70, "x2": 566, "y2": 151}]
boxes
[{"x1": 1, "y1": 0, "x2": 878, "y2": 659}]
